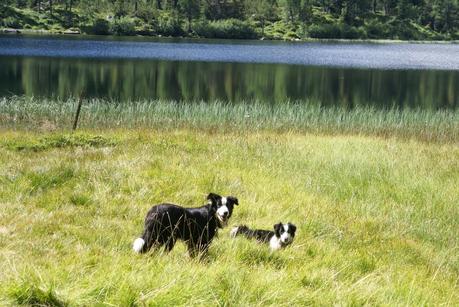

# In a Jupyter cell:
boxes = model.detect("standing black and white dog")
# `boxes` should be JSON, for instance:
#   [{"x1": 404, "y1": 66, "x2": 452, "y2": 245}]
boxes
[
  {"x1": 133, "y1": 193, "x2": 238, "y2": 256},
  {"x1": 230, "y1": 222, "x2": 296, "y2": 251}
]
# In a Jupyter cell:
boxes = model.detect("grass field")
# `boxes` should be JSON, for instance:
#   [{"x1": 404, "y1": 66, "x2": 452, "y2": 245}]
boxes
[
  {"x1": 1, "y1": 96, "x2": 458, "y2": 305},
  {"x1": 0, "y1": 127, "x2": 458, "y2": 305}
]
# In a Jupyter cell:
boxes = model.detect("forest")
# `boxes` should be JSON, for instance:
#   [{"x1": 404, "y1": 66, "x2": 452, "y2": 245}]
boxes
[{"x1": 1, "y1": 0, "x2": 459, "y2": 40}]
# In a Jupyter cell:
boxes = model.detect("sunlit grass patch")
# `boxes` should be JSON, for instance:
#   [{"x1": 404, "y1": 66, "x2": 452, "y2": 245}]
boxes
[{"x1": 0, "y1": 130, "x2": 458, "y2": 305}]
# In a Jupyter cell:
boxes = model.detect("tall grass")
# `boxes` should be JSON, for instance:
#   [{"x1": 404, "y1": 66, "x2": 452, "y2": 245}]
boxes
[
  {"x1": 1, "y1": 96, "x2": 458, "y2": 142},
  {"x1": 0, "y1": 130, "x2": 458, "y2": 305}
]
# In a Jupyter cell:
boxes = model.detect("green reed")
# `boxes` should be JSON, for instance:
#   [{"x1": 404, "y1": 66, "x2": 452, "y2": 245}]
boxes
[{"x1": 1, "y1": 96, "x2": 458, "y2": 142}]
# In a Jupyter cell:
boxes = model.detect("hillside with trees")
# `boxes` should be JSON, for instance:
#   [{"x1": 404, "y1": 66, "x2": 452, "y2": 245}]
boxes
[{"x1": 1, "y1": 0, "x2": 458, "y2": 40}]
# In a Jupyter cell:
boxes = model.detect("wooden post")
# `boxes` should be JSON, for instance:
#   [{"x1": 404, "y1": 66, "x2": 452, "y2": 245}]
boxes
[{"x1": 72, "y1": 94, "x2": 84, "y2": 131}]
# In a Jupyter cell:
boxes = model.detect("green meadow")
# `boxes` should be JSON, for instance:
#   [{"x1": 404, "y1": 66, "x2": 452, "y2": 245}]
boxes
[{"x1": 0, "y1": 96, "x2": 459, "y2": 305}]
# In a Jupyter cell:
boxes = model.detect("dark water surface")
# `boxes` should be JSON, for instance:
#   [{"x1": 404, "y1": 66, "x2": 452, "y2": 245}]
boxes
[{"x1": 0, "y1": 35, "x2": 458, "y2": 109}]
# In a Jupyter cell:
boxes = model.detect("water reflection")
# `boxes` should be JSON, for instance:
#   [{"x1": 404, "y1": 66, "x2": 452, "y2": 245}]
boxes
[{"x1": 0, "y1": 56, "x2": 457, "y2": 109}]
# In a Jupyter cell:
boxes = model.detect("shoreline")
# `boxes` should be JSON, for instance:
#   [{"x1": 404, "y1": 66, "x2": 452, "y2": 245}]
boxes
[{"x1": 2, "y1": 28, "x2": 459, "y2": 44}]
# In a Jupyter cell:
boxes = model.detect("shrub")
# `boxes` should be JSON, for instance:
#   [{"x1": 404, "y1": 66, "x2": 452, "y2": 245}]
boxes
[
  {"x1": 340, "y1": 24, "x2": 365, "y2": 39},
  {"x1": 91, "y1": 18, "x2": 110, "y2": 35},
  {"x1": 2, "y1": 16, "x2": 22, "y2": 28},
  {"x1": 194, "y1": 19, "x2": 258, "y2": 39},
  {"x1": 156, "y1": 13, "x2": 183, "y2": 36},
  {"x1": 391, "y1": 20, "x2": 420, "y2": 40},
  {"x1": 284, "y1": 30, "x2": 300, "y2": 40},
  {"x1": 135, "y1": 23, "x2": 155, "y2": 35},
  {"x1": 308, "y1": 24, "x2": 341, "y2": 39},
  {"x1": 109, "y1": 17, "x2": 136, "y2": 36},
  {"x1": 365, "y1": 20, "x2": 390, "y2": 39},
  {"x1": 135, "y1": 7, "x2": 156, "y2": 23},
  {"x1": 308, "y1": 23, "x2": 365, "y2": 39}
]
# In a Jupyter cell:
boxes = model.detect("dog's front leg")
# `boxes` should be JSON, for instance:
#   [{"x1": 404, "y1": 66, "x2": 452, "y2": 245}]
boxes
[{"x1": 187, "y1": 242, "x2": 198, "y2": 258}]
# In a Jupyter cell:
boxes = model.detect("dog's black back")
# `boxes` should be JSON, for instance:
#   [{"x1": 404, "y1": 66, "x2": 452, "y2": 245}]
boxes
[
  {"x1": 133, "y1": 193, "x2": 238, "y2": 256},
  {"x1": 231, "y1": 225, "x2": 274, "y2": 243}
]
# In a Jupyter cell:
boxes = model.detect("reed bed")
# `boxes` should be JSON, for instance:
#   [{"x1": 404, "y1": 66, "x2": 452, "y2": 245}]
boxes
[{"x1": 1, "y1": 96, "x2": 458, "y2": 142}]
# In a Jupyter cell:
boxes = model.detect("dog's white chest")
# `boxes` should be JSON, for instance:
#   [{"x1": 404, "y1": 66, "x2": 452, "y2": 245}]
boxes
[{"x1": 269, "y1": 236, "x2": 282, "y2": 251}]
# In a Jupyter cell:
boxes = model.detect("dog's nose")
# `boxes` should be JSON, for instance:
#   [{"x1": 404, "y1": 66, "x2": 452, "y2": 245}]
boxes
[{"x1": 223, "y1": 212, "x2": 228, "y2": 217}]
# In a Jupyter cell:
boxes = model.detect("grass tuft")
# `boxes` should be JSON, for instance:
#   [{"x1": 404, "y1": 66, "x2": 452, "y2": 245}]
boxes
[
  {"x1": 9, "y1": 282, "x2": 67, "y2": 307},
  {"x1": 69, "y1": 193, "x2": 92, "y2": 207},
  {"x1": 27, "y1": 166, "x2": 76, "y2": 193},
  {"x1": 2, "y1": 133, "x2": 117, "y2": 152}
]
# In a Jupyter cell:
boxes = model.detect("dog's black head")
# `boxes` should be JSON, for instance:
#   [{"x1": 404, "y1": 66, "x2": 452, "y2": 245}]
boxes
[
  {"x1": 274, "y1": 222, "x2": 296, "y2": 246},
  {"x1": 207, "y1": 193, "x2": 239, "y2": 228}
]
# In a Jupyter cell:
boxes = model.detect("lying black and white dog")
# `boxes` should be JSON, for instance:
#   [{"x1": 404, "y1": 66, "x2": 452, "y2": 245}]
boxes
[
  {"x1": 230, "y1": 222, "x2": 296, "y2": 251},
  {"x1": 133, "y1": 193, "x2": 238, "y2": 256}
]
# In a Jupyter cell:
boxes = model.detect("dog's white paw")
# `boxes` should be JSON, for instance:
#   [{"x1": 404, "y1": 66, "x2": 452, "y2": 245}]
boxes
[{"x1": 230, "y1": 226, "x2": 239, "y2": 238}]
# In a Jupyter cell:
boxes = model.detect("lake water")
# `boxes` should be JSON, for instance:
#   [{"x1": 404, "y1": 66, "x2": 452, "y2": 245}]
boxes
[{"x1": 0, "y1": 35, "x2": 458, "y2": 109}]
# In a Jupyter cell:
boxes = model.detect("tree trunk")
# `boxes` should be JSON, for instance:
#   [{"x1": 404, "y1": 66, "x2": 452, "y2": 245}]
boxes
[
  {"x1": 261, "y1": 18, "x2": 265, "y2": 37},
  {"x1": 49, "y1": 0, "x2": 53, "y2": 16},
  {"x1": 68, "y1": 0, "x2": 73, "y2": 26},
  {"x1": 156, "y1": 0, "x2": 161, "y2": 9}
]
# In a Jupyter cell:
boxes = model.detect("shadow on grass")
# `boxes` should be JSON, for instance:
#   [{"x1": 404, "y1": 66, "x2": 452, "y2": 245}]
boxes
[
  {"x1": 3, "y1": 134, "x2": 116, "y2": 152},
  {"x1": 9, "y1": 282, "x2": 67, "y2": 307}
]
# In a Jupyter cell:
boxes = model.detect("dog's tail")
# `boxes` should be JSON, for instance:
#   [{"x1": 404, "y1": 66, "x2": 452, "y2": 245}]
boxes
[
  {"x1": 230, "y1": 225, "x2": 249, "y2": 238},
  {"x1": 133, "y1": 224, "x2": 155, "y2": 253},
  {"x1": 132, "y1": 237, "x2": 145, "y2": 253}
]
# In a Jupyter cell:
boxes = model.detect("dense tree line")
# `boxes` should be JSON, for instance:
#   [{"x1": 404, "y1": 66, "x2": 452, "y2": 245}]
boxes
[{"x1": 1, "y1": 0, "x2": 458, "y2": 39}]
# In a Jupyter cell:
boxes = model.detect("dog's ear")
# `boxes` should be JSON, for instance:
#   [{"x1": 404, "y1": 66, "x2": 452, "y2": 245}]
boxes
[
  {"x1": 227, "y1": 196, "x2": 239, "y2": 206},
  {"x1": 207, "y1": 193, "x2": 221, "y2": 205},
  {"x1": 273, "y1": 223, "x2": 283, "y2": 236},
  {"x1": 289, "y1": 223, "x2": 297, "y2": 234}
]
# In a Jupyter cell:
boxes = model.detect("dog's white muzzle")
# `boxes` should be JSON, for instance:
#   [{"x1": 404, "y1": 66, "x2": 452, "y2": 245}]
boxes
[{"x1": 216, "y1": 205, "x2": 229, "y2": 227}]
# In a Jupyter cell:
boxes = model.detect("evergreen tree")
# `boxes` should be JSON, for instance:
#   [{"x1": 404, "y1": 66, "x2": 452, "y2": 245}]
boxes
[
  {"x1": 178, "y1": 0, "x2": 200, "y2": 32},
  {"x1": 2, "y1": 0, "x2": 458, "y2": 39}
]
